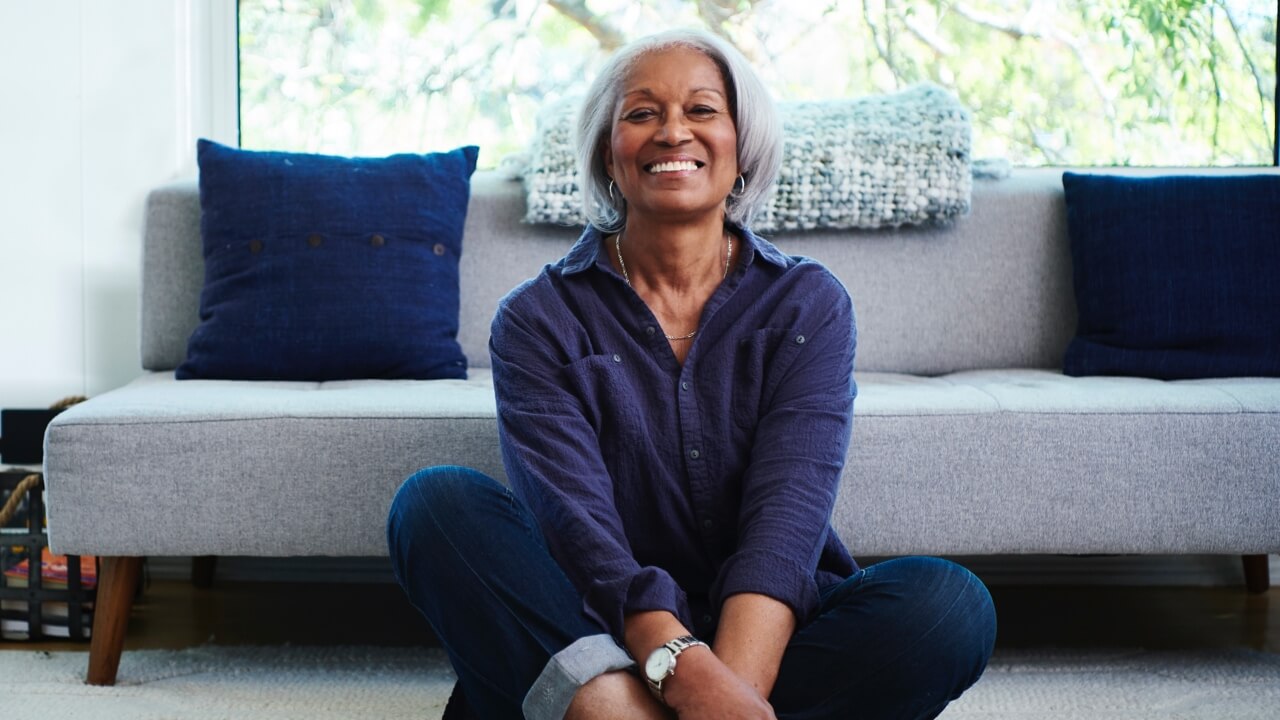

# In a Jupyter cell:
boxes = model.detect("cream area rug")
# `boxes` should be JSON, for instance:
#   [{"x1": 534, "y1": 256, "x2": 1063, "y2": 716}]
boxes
[{"x1": 2, "y1": 645, "x2": 1278, "y2": 719}]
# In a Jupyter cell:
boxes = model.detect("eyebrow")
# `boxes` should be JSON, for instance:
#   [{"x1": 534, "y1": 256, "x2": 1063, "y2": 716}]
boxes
[{"x1": 622, "y1": 87, "x2": 726, "y2": 100}]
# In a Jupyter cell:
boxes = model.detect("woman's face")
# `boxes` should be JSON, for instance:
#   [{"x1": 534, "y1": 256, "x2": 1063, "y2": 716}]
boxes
[{"x1": 605, "y1": 46, "x2": 739, "y2": 225}]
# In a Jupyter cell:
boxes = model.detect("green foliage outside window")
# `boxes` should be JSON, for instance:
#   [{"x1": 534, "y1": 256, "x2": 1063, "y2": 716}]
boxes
[{"x1": 239, "y1": 0, "x2": 1277, "y2": 168}]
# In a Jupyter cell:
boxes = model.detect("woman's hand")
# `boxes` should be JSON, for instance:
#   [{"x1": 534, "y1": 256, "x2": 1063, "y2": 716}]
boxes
[
  {"x1": 624, "y1": 609, "x2": 776, "y2": 718},
  {"x1": 661, "y1": 645, "x2": 778, "y2": 720}
]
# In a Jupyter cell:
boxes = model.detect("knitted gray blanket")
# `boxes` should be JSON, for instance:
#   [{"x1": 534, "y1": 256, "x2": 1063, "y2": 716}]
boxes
[{"x1": 518, "y1": 83, "x2": 973, "y2": 232}]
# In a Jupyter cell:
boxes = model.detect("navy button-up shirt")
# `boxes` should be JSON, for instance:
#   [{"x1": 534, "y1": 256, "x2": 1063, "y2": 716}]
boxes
[{"x1": 490, "y1": 224, "x2": 858, "y2": 644}]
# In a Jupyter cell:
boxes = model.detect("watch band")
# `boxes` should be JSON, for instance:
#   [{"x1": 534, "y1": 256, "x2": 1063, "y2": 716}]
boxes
[
  {"x1": 644, "y1": 635, "x2": 709, "y2": 701},
  {"x1": 665, "y1": 635, "x2": 703, "y2": 654}
]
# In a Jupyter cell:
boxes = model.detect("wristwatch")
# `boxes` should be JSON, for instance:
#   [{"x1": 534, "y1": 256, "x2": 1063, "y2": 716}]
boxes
[{"x1": 643, "y1": 635, "x2": 708, "y2": 700}]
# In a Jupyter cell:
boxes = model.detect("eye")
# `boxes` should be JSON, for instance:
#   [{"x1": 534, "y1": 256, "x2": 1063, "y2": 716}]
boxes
[
  {"x1": 690, "y1": 105, "x2": 718, "y2": 116},
  {"x1": 623, "y1": 108, "x2": 656, "y2": 122}
]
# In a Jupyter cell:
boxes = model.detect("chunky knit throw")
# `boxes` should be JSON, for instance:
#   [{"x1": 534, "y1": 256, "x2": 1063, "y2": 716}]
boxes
[{"x1": 520, "y1": 83, "x2": 973, "y2": 231}]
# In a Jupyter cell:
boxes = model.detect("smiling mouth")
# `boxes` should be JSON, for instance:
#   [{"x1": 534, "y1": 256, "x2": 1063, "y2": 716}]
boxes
[{"x1": 646, "y1": 160, "x2": 703, "y2": 174}]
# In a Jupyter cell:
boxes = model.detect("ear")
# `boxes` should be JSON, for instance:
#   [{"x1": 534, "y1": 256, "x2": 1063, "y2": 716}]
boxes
[{"x1": 601, "y1": 140, "x2": 614, "y2": 179}]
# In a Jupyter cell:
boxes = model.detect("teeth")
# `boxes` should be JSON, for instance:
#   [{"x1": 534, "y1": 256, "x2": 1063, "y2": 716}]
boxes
[{"x1": 648, "y1": 161, "x2": 699, "y2": 174}]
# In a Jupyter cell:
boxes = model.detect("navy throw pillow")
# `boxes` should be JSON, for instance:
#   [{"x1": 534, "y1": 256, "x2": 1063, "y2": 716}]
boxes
[
  {"x1": 177, "y1": 140, "x2": 478, "y2": 381},
  {"x1": 1062, "y1": 172, "x2": 1280, "y2": 379}
]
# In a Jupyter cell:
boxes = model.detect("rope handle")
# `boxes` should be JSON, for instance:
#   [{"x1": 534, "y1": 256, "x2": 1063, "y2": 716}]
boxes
[
  {"x1": 0, "y1": 396, "x2": 85, "y2": 526},
  {"x1": 0, "y1": 473, "x2": 41, "y2": 528},
  {"x1": 50, "y1": 395, "x2": 87, "y2": 411}
]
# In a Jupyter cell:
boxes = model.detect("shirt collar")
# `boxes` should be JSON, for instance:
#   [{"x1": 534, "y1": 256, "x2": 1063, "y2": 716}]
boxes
[{"x1": 561, "y1": 223, "x2": 788, "y2": 276}]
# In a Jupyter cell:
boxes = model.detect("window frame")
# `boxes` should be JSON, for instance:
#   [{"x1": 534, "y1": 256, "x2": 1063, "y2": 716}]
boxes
[{"x1": 199, "y1": 0, "x2": 239, "y2": 156}]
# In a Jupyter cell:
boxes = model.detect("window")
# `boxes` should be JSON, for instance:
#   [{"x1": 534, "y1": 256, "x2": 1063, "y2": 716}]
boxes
[{"x1": 238, "y1": 0, "x2": 1277, "y2": 168}]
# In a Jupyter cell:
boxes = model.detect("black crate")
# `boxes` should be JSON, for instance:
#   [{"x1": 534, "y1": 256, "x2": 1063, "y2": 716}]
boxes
[
  {"x1": 0, "y1": 409, "x2": 63, "y2": 465},
  {"x1": 1, "y1": 470, "x2": 96, "y2": 641}
]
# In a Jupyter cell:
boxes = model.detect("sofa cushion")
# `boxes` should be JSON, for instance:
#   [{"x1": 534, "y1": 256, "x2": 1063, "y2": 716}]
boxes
[
  {"x1": 1061, "y1": 172, "x2": 1280, "y2": 379},
  {"x1": 839, "y1": 370, "x2": 1280, "y2": 556},
  {"x1": 44, "y1": 371, "x2": 503, "y2": 556},
  {"x1": 43, "y1": 370, "x2": 1280, "y2": 557},
  {"x1": 177, "y1": 140, "x2": 478, "y2": 382}
]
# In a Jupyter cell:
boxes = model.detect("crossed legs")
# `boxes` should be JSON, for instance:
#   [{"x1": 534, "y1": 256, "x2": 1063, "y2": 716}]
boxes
[{"x1": 387, "y1": 466, "x2": 995, "y2": 720}]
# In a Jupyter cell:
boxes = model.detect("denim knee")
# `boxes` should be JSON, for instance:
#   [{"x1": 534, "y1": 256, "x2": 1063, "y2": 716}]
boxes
[
  {"x1": 389, "y1": 465, "x2": 495, "y2": 524},
  {"x1": 898, "y1": 557, "x2": 997, "y2": 686},
  {"x1": 774, "y1": 557, "x2": 995, "y2": 719},
  {"x1": 385, "y1": 465, "x2": 502, "y2": 574}
]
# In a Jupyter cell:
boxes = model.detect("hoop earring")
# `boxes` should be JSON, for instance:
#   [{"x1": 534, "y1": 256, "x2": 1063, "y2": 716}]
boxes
[
  {"x1": 608, "y1": 179, "x2": 617, "y2": 203},
  {"x1": 732, "y1": 174, "x2": 746, "y2": 196}
]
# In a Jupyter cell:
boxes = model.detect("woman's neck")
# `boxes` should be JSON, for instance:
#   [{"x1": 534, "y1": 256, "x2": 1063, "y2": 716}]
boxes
[{"x1": 616, "y1": 213, "x2": 729, "y2": 294}]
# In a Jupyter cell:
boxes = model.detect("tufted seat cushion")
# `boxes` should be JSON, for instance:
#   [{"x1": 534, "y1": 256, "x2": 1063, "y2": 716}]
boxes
[{"x1": 45, "y1": 369, "x2": 1280, "y2": 558}]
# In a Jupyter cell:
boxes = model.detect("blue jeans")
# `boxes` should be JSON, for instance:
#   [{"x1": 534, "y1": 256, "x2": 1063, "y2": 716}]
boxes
[{"x1": 387, "y1": 466, "x2": 996, "y2": 720}]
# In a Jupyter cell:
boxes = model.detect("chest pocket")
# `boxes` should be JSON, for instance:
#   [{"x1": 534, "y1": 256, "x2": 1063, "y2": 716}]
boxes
[
  {"x1": 563, "y1": 353, "x2": 632, "y2": 428},
  {"x1": 730, "y1": 327, "x2": 807, "y2": 431},
  {"x1": 561, "y1": 353, "x2": 651, "y2": 458}
]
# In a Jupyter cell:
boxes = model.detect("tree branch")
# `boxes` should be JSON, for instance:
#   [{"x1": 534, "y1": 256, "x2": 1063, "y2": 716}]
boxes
[
  {"x1": 1023, "y1": 118, "x2": 1064, "y2": 165},
  {"x1": 948, "y1": 2, "x2": 1118, "y2": 132},
  {"x1": 414, "y1": 10, "x2": 506, "y2": 96},
  {"x1": 695, "y1": 0, "x2": 758, "y2": 62},
  {"x1": 546, "y1": 0, "x2": 626, "y2": 52},
  {"x1": 902, "y1": 12, "x2": 955, "y2": 58},
  {"x1": 863, "y1": 0, "x2": 906, "y2": 88}
]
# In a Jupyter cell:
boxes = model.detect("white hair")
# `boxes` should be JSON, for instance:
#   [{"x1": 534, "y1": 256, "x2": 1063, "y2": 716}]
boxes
[{"x1": 575, "y1": 29, "x2": 783, "y2": 232}]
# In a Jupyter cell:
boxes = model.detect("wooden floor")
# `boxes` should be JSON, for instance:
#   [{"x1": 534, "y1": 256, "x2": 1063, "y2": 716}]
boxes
[{"x1": 5, "y1": 576, "x2": 1277, "y2": 654}]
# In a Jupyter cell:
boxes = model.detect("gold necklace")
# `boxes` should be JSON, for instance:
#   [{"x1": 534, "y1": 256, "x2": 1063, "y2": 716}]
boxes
[{"x1": 615, "y1": 229, "x2": 732, "y2": 341}]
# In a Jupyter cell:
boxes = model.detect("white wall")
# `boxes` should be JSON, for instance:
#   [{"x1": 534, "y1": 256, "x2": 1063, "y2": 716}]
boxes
[{"x1": 0, "y1": 0, "x2": 235, "y2": 409}]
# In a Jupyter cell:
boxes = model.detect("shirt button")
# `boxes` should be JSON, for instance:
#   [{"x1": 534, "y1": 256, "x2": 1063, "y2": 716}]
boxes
[
  {"x1": 690, "y1": 449, "x2": 700, "y2": 459},
  {"x1": 646, "y1": 326, "x2": 656, "y2": 336},
  {"x1": 702, "y1": 614, "x2": 714, "y2": 624},
  {"x1": 681, "y1": 381, "x2": 689, "y2": 391},
  {"x1": 370, "y1": 234, "x2": 386, "y2": 247},
  {"x1": 796, "y1": 335, "x2": 806, "y2": 344},
  {"x1": 612, "y1": 354, "x2": 622, "y2": 363},
  {"x1": 702, "y1": 519, "x2": 714, "y2": 530},
  {"x1": 307, "y1": 233, "x2": 323, "y2": 248}
]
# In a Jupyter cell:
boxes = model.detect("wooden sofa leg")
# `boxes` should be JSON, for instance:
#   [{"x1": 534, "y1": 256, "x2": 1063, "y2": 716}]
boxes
[
  {"x1": 87, "y1": 556, "x2": 144, "y2": 686},
  {"x1": 1242, "y1": 554, "x2": 1270, "y2": 594}
]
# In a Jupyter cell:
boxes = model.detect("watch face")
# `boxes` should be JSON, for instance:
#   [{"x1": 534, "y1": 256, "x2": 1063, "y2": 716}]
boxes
[{"x1": 645, "y1": 648, "x2": 674, "y2": 681}]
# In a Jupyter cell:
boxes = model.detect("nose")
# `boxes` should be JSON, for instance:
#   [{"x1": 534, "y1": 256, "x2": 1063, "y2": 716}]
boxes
[{"x1": 655, "y1": 111, "x2": 693, "y2": 145}]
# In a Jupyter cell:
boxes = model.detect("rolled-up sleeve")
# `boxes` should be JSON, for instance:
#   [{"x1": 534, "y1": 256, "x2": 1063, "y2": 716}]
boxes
[
  {"x1": 523, "y1": 634, "x2": 636, "y2": 720},
  {"x1": 490, "y1": 293, "x2": 694, "y2": 641},
  {"x1": 710, "y1": 269, "x2": 857, "y2": 623}
]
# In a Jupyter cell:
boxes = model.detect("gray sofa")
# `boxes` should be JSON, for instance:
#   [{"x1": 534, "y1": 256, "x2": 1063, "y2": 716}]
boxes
[{"x1": 44, "y1": 168, "x2": 1280, "y2": 685}]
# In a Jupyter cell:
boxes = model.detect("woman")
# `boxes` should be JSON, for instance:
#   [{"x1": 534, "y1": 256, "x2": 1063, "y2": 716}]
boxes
[{"x1": 388, "y1": 29, "x2": 995, "y2": 720}]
